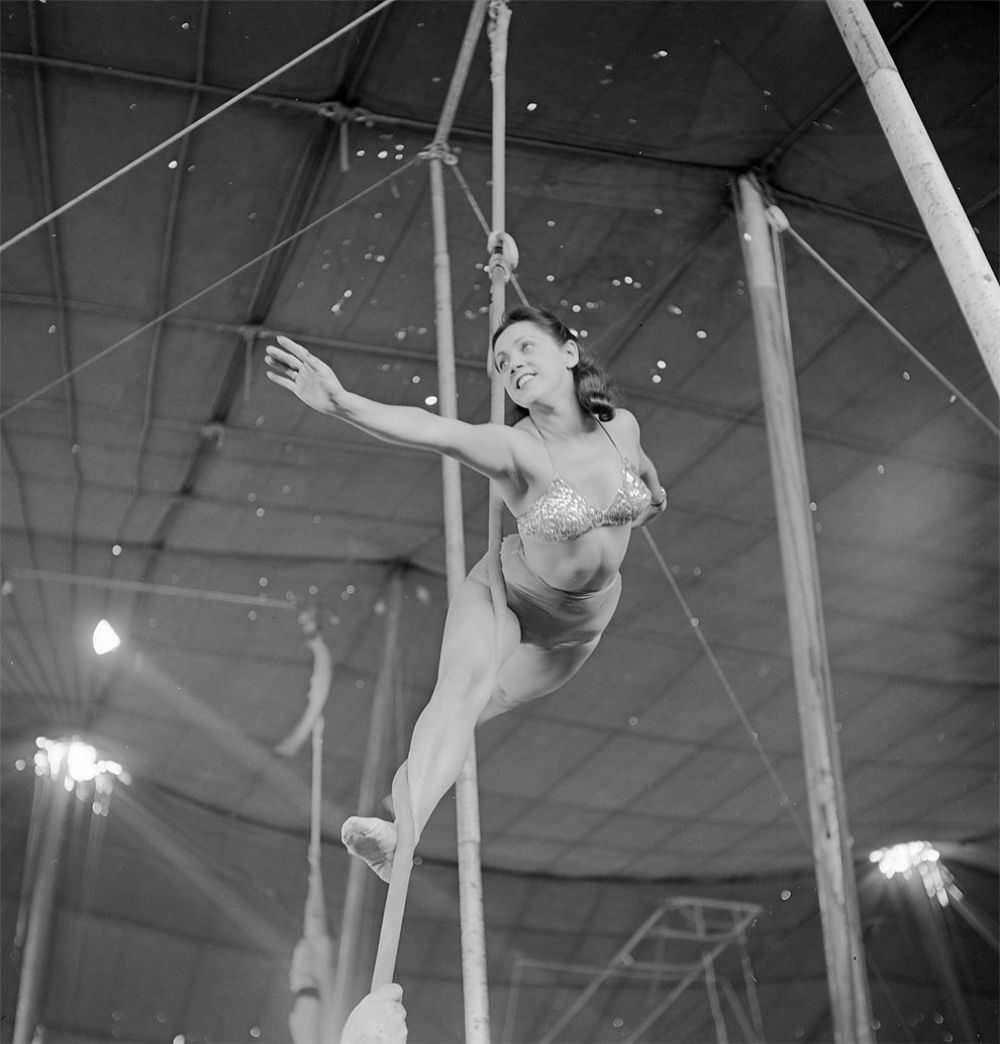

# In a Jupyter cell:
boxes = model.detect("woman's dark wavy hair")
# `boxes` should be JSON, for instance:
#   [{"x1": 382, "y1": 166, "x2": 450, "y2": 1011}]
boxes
[{"x1": 491, "y1": 305, "x2": 619, "y2": 423}]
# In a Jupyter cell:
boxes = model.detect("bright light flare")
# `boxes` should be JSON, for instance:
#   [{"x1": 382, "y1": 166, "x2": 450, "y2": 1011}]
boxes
[
  {"x1": 870, "y1": 840, "x2": 939, "y2": 878},
  {"x1": 870, "y1": 841, "x2": 953, "y2": 906},
  {"x1": 66, "y1": 738, "x2": 100, "y2": 781},
  {"x1": 92, "y1": 618, "x2": 121, "y2": 654},
  {"x1": 34, "y1": 736, "x2": 130, "y2": 814}
]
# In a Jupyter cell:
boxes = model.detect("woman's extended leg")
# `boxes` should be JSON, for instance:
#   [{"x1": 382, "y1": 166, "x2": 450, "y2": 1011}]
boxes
[{"x1": 342, "y1": 572, "x2": 520, "y2": 877}]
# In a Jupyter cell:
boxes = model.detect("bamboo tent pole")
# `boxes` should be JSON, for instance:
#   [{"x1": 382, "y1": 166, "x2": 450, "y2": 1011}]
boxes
[
  {"x1": 824, "y1": 0, "x2": 1000, "y2": 395},
  {"x1": 736, "y1": 174, "x2": 874, "y2": 1044},
  {"x1": 427, "y1": 3, "x2": 493, "y2": 1041},
  {"x1": 428, "y1": 149, "x2": 493, "y2": 1043},
  {"x1": 332, "y1": 568, "x2": 404, "y2": 1034}
]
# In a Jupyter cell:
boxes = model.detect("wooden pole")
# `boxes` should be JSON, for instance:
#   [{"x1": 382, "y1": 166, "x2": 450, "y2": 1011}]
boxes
[
  {"x1": 429, "y1": 147, "x2": 493, "y2": 1044},
  {"x1": 332, "y1": 568, "x2": 404, "y2": 1033},
  {"x1": 736, "y1": 173, "x2": 874, "y2": 1044},
  {"x1": 427, "y1": 7, "x2": 494, "y2": 1040},
  {"x1": 825, "y1": 0, "x2": 1000, "y2": 395}
]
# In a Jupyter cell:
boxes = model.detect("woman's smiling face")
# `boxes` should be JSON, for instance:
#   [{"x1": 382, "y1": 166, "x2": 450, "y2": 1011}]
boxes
[{"x1": 493, "y1": 321, "x2": 578, "y2": 406}]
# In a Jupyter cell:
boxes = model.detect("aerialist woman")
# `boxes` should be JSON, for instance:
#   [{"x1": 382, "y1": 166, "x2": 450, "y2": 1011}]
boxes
[{"x1": 266, "y1": 305, "x2": 666, "y2": 881}]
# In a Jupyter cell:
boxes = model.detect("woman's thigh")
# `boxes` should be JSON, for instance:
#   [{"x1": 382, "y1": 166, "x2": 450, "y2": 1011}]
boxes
[
  {"x1": 478, "y1": 636, "x2": 601, "y2": 722},
  {"x1": 435, "y1": 573, "x2": 522, "y2": 694}
]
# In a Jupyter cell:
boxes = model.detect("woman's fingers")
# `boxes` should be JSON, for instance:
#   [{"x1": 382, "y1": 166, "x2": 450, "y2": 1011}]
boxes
[
  {"x1": 264, "y1": 368, "x2": 291, "y2": 388},
  {"x1": 276, "y1": 334, "x2": 308, "y2": 357},
  {"x1": 265, "y1": 343, "x2": 297, "y2": 367}
]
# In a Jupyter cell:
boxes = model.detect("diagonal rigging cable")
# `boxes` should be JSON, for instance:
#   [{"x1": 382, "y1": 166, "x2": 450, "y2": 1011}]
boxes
[
  {"x1": 448, "y1": 159, "x2": 530, "y2": 308},
  {"x1": 0, "y1": 0, "x2": 399, "y2": 255},
  {"x1": 0, "y1": 155, "x2": 421, "y2": 421},
  {"x1": 639, "y1": 526, "x2": 813, "y2": 851},
  {"x1": 773, "y1": 211, "x2": 1000, "y2": 439}
]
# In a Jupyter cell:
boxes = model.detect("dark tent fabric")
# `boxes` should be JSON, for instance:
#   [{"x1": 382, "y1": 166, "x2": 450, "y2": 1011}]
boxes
[{"x1": 1, "y1": 2, "x2": 996, "y2": 1041}]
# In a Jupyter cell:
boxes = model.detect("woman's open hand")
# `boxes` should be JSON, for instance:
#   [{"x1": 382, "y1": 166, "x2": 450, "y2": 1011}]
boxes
[{"x1": 265, "y1": 335, "x2": 345, "y2": 415}]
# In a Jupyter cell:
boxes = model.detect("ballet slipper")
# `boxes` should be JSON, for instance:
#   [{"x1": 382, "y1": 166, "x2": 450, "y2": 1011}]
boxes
[{"x1": 341, "y1": 816, "x2": 397, "y2": 883}]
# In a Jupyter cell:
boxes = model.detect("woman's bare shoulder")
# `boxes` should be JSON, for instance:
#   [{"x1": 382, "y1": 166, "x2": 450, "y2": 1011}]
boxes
[
  {"x1": 611, "y1": 407, "x2": 639, "y2": 429},
  {"x1": 608, "y1": 408, "x2": 642, "y2": 441}
]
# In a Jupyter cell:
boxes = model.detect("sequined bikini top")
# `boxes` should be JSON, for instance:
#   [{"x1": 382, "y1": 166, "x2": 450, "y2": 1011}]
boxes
[{"x1": 515, "y1": 422, "x2": 652, "y2": 542}]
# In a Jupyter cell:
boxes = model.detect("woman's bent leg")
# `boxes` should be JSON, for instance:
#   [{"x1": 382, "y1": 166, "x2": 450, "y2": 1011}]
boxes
[
  {"x1": 406, "y1": 573, "x2": 520, "y2": 833},
  {"x1": 343, "y1": 572, "x2": 520, "y2": 878}
]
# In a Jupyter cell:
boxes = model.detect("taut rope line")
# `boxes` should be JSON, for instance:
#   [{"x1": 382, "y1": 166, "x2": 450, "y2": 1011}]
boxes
[
  {"x1": 0, "y1": 0, "x2": 399, "y2": 255},
  {"x1": 773, "y1": 210, "x2": 1000, "y2": 439},
  {"x1": 639, "y1": 526, "x2": 812, "y2": 850},
  {"x1": 0, "y1": 156, "x2": 422, "y2": 421},
  {"x1": 448, "y1": 160, "x2": 530, "y2": 309}
]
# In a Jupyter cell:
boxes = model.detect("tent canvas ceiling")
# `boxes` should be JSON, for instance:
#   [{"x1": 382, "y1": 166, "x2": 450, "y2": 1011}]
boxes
[{"x1": 1, "y1": 1, "x2": 997, "y2": 1042}]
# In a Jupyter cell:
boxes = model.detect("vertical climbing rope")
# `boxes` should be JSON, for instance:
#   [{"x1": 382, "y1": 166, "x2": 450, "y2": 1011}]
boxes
[
  {"x1": 368, "y1": 13, "x2": 516, "y2": 1041},
  {"x1": 485, "y1": 0, "x2": 516, "y2": 636}
]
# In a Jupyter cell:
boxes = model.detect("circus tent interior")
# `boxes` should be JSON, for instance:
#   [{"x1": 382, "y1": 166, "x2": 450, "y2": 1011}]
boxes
[{"x1": 1, "y1": 1, "x2": 997, "y2": 1042}]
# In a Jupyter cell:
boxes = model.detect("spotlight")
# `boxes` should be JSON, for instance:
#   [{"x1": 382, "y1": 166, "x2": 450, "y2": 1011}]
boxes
[
  {"x1": 870, "y1": 841, "x2": 952, "y2": 906},
  {"x1": 34, "y1": 736, "x2": 130, "y2": 814},
  {"x1": 870, "y1": 840, "x2": 940, "y2": 879},
  {"x1": 92, "y1": 619, "x2": 120, "y2": 655}
]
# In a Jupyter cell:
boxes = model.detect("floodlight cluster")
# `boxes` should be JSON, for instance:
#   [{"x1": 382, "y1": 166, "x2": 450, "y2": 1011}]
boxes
[
  {"x1": 33, "y1": 736, "x2": 130, "y2": 816},
  {"x1": 870, "y1": 841, "x2": 954, "y2": 907}
]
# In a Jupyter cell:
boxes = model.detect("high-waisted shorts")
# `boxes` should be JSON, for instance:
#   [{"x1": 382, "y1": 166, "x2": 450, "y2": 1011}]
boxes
[{"x1": 469, "y1": 534, "x2": 622, "y2": 650}]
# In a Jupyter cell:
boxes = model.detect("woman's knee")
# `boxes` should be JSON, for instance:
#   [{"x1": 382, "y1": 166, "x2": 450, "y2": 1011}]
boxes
[
  {"x1": 432, "y1": 660, "x2": 494, "y2": 710},
  {"x1": 440, "y1": 578, "x2": 519, "y2": 662}
]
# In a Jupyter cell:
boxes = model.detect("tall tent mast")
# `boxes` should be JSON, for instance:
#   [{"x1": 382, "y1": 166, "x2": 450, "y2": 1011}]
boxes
[
  {"x1": 825, "y1": 0, "x2": 1000, "y2": 394},
  {"x1": 736, "y1": 174, "x2": 874, "y2": 1044}
]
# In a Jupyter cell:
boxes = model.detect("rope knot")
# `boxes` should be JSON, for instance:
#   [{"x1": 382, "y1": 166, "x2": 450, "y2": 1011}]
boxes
[
  {"x1": 318, "y1": 101, "x2": 376, "y2": 127},
  {"x1": 765, "y1": 205, "x2": 790, "y2": 233},
  {"x1": 486, "y1": 231, "x2": 519, "y2": 281},
  {"x1": 418, "y1": 141, "x2": 458, "y2": 165}
]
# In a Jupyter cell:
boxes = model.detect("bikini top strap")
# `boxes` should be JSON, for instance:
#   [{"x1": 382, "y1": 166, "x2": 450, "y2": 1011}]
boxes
[
  {"x1": 595, "y1": 419, "x2": 625, "y2": 464},
  {"x1": 530, "y1": 417, "x2": 624, "y2": 475}
]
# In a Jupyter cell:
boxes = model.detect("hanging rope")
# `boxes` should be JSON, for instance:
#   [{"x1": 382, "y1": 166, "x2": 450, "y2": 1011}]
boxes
[
  {"x1": 286, "y1": 609, "x2": 337, "y2": 1044},
  {"x1": 276, "y1": 609, "x2": 334, "y2": 757},
  {"x1": 309, "y1": 717, "x2": 324, "y2": 872},
  {"x1": 288, "y1": 715, "x2": 337, "y2": 1044},
  {"x1": 449, "y1": 161, "x2": 530, "y2": 309},
  {"x1": 0, "y1": 0, "x2": 399, "y2": 255},
  {"x1": 485, "y1": 0, "x2": 516, "y2": 665},
  {"x1": 369, "y1": 763, "x2": 416, "y2": 989}
]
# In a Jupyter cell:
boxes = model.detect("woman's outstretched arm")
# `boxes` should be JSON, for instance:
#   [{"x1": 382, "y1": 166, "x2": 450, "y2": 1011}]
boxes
[{"x1": 266, "y1": 334, "x2": 524, "y2": 485}]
